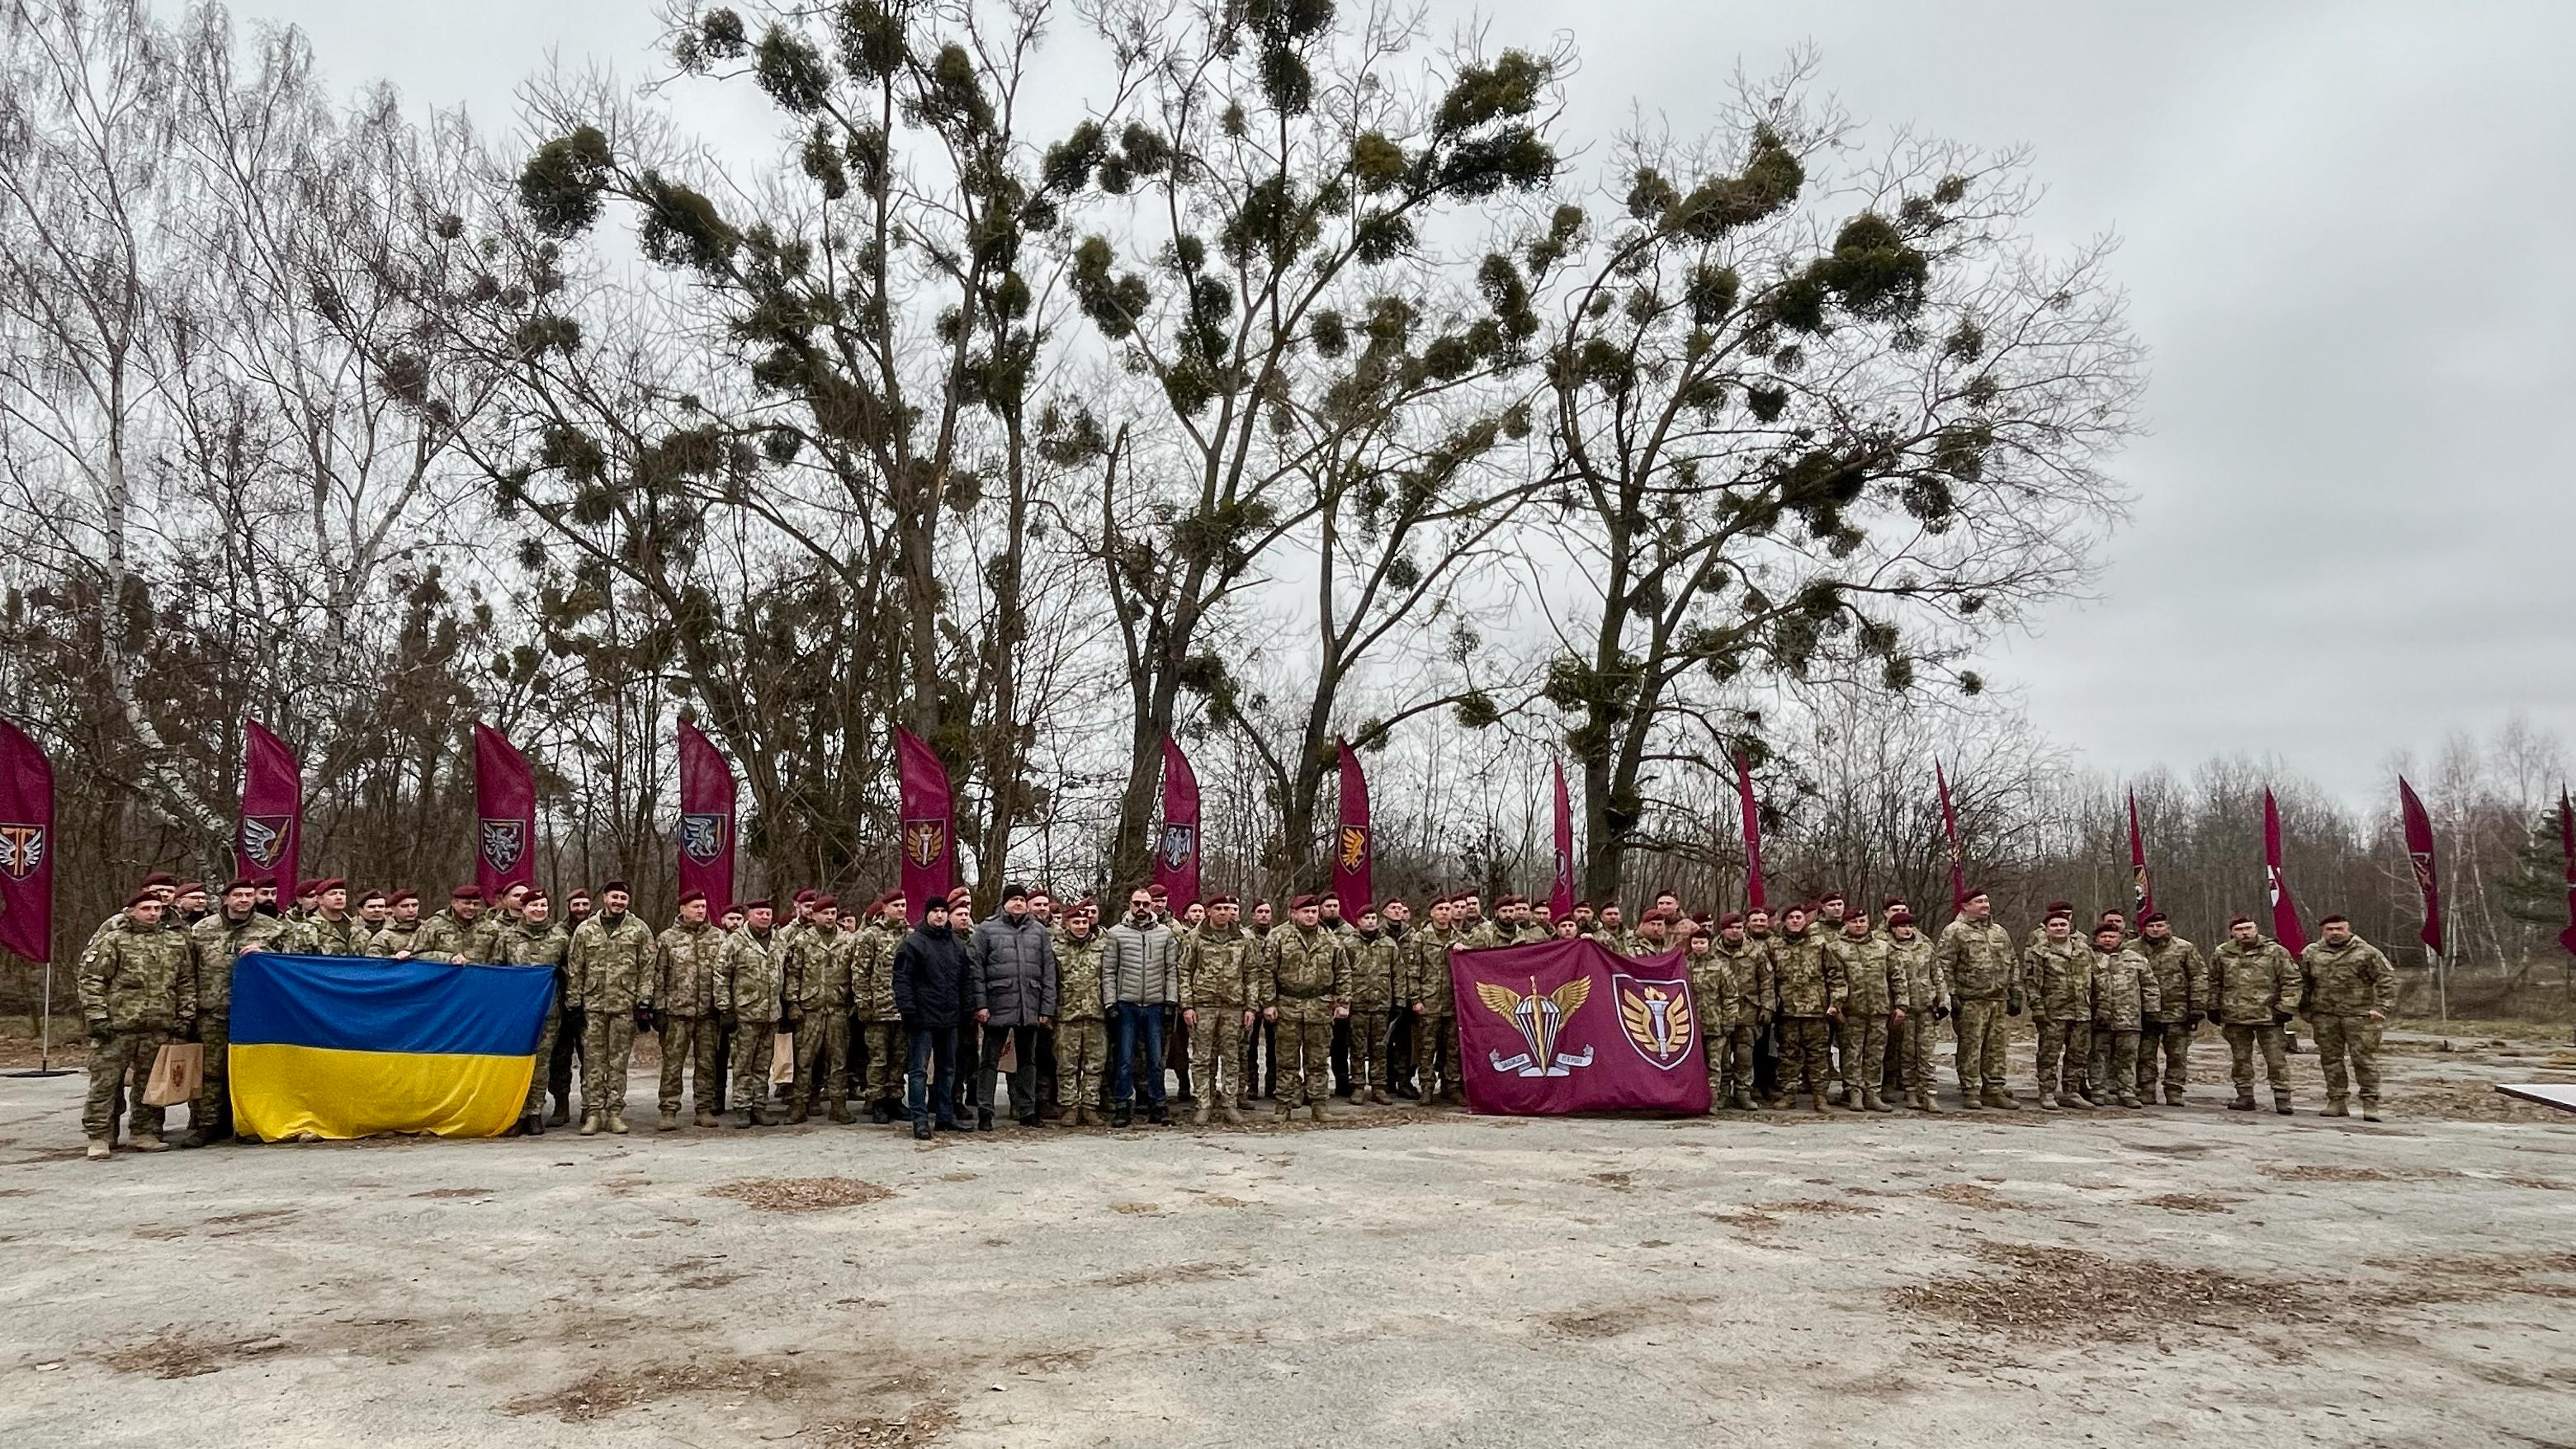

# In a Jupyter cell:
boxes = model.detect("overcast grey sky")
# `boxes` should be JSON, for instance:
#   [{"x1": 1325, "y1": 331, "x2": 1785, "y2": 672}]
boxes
[{"x1": 243, "y1": 0, "x2": 2576, "y2": 801}]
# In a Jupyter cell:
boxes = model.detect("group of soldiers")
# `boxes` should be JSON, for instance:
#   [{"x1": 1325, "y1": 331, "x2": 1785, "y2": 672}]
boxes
[{"x1": 71, "y1": 869, "x2": 2399, "y2": 1156}]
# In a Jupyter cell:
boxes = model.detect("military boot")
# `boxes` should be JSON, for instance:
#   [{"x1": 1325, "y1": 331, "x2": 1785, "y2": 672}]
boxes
[
  {"x1": 1218, "y1": 1102, "x2": 1243, "y2": 1125},
  {"x1": 130, "y1": 1135, "x2": 167, "y2": 1153},
  {"x1": 788, "y1": 1101, "x2": 811, "y2": 1126},
  {"x1": 1810, "y1": 1093, "x2": 1832, "y2": 1114},
  {"x1": 606, "y1": 1113, "x2": 630, "y2": 1135},
  {"x1": 1273, "y1": 1102, "x2": 1296, "y2": 1123},
  {"x1": 2362, "y1": 1100, "x2": 2382, "y2": 1122},
  {"x1": 735, "y1": 1107, "x2": 760, "y2": 1128},
  {"x1": 547, "y1": 1105, "x2": 571, "y2": 1127},
  {"x1": 1071, "y1": 1104, "x2": 1091, "y2": 1126},
  {"x1": 2164, "y1": 1086, "x2": 2186, "y2": 1107},
  {"x1": 659, "y1": 1109, "x2": 680, "y2": 1131},
  {"x1": 1368, "y1": 1088, "x2": 1392, "y2": 1106},
  {"x1": 2273, "y1": 1092, "x2": 2294, "y2": 1116},
  {"x1": 696, "y1": 1107, "x2": 721, "y2": 1128},
  {"x1": 1192, "y1": 1102, "x2": 1210, "y2": 1126},
  {"x1": 85, "y1": 1138, "x2": 111, "y2": 1159},
  {"x1": 829, "y1": 1100, "x2": 854, "y2": 1124},
  {"x1": 1846, "y1": 1088, "x2": 1868, "y2": 1113},
  {"x1": 2058, "y1": 1092, "x2": 2088, "y2": 1110},
  {"x1": 1865, "y1": 1089, "x2": 1894, "y2": 1112},
  {"x1": 526, "y1": 1112, "x2": 547, "y2": 1137},
  {"x1": 1956, "y1": 1093, "x2": 1983, "y2": 1111},
  {"x1": 1984, "y1": 1090, "x2": 2020, "y2": 1110},
  {"x1": 2322, "y1": 1100, "x2": 2349, "y2": 1118},
  {"x1": 2036, "y1": 1093, "x2": 2058, "y2": 1112},
  {"x1": 2115, "y1": 1093, "x2": 2143, "y2": 1108},
  {"x1": 1729, "y1": 1091, "x2": 1756, "y2": 1112},
  {"x1": 579, "y1": 1113, "x2": 601, "y2": 1135},
  {"x1": 1112, "y1": 1102, "x2": 1133, "y2": 1129},
  {"x1": 1919, "y1": 1092, "x2": 1945, "y2": 1113}
]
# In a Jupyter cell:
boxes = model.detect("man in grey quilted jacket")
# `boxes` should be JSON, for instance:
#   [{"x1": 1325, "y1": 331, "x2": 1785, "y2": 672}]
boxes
[{"x1": 967, "y1": 883, "x2": 1059, "y2": 1130}]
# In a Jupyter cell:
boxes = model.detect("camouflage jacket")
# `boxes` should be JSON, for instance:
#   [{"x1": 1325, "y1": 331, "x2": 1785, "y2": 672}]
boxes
[
  {"x1": 1936, "y1": 918, "x2": 2017, "y2": 1000},
  {"x1": 411, "y1": 909, "x2": 480, "y2": 964},
  {"x1": 1626, "y1": 932, "x2": 1675, "y2": 958},
  {"x1": 2208, "y1": 937, "x2": 2301, "y2": 1025},
  {"x1": 2022, "y1": 937, "x2": 2094, "y2": 1021},
  {"x1": 848, "y1": 924, "x2": 900, "y2": 1020},
  {"x1": 568, "y1": 911, "x2": 657, "y2": 1013},
  {"x1": 719, "y1": 925, "x2": 791, "y2": 1023},
  {"x1": 1826, "y1": 930, "x2": 1896, "y2": 1015},
  {"x1": 656, "y1": 920, "x2": 731, "y2": 1017},
  {"x1": 1455, "y1": 918, "x2": 1505, "y2": 951},
  {"x1": 290, "y1": 911, "x2": 376, "y2": 957},
  {"x1": 493, "y1": 919, "x2": 570, "y2": 978},
  {"x1": 1179, "y1": 924, "x2": 1252, "y2": 1013},
  {"x1": 1405, "y1": 926, "x2": 1461, "y2": 1009},
  {"x1": 1264, "y1": 923, "x2": 1344, "y2": 1022},
  {"x1": 1693, "y1": 937, "x2": 1771, "y2": 1029},
  {"x1": 1589, "y1": 927, "x2": 1635, "y2": 956},
  {"x1": 187, "y1": 909, "x2": 289, "y2": 1013},
  {"x1": 366, "y1": 918, "x2": 424, "y2": 958},
  {"x1": 1510, "y1": 922, "x2": 1551, "y2": 946},
  {"x1": 466, "y1": 912, "x2": 521, "y2": 965},
  {"x1": 1345, "y1": 929, "x2": 1403, "y2": 1010},
  {"x1": 1770, "y1": 929, "x2": 1845, "y2": 1018},
  {"x1": 2134, "y1": 935, "x2": 2209, "y2": 1024},
  {"x1": 1055, "y1": 927, "x2": 1106, "y2": 1019},
  {"x1": 80, "y1": 913, "x2": 195, "y2": 1031},
  {"x1": 2299, "y1": 936, "x2": 2395, "y2": 1017},
  {"x1": 2089, "y1": 945, "x2": 2160, "y2": 1030},
  {"x1": 785, "y1": 923, "x2": 851, "y2": 1014},
  {"x1": 1888, "y1": 933, "x2": 1945, "y2": 1012}
]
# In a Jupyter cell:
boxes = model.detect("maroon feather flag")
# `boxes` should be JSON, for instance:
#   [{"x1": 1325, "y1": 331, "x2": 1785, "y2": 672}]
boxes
[
  {"x1": 677, "y1": 719, "x2": 738, "y2": 910},
  {"x1": 2397, "y1": 776, "x2": 2441, "y2": 956},
  {"x1": 2262, "y1": 788, "x2": 2308, "y2": 958},
  {"x1": 1936, "y1": 762, "x2": 1966, "y2": 913},
  {"x1": 2127, "y1": 791, "x2": 2153, "y2": 919},
  {"x1": 236, "y1": 720, "x2": 303, "y2": 896},
  {"x1": 1735, "y1": 748, "x2": 1765, "y2": 912},
  {"x1": 1548, "y1": 758, "x2": 1576, "y2": 921},
  {"x1": 2557, "y1": 788, "x2": 2576, "y2": 960},
  {"x1": 896, "y1": 728, "x2": 952, "y2": 924},
  {"x1": 0, "y1": 715, "x2": 55, "y2": 962},
  {"x1": 1149, "y1": 735, "x2": 1201, "y2": 911},
  {"x1": 1333, "y1": 739, "x2": 1372, "y2": 911},
  {"x1": 473, "y1": 723, "x2": 536, "y2": 901}
]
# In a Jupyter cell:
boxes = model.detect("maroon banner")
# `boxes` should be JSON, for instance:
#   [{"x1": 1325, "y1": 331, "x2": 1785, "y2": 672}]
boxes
[
  {"x1": 2557, "y1": 788, "x2": 2576, "y2": 960},
  {"x1": 678, "y1": 718, "x2": 738, "y2": 910},
  {"x1": 1149, "y1": 735, "x2": 1201, "y2": 911},
  {"x1": 0, "y1": 715, "x2": 54, "y2": 962},
  {"x1": 236, "y1": 720, "x2": 303, "y2": 895},
  {"x1": 1333, "y1": 739, "x2": 1372, "y2": 911},
  {"x1": 896, "y1": 727, "x2": 952, "y2": 925},
  {"x1": 473, "y1": 723, "x2": 536, "y2": 901},
  {"x1": 1548, "y1": 758, "x2": 1576, "y2": 922},
  {"x1": 1451, "y1": 938, "x2": 1709, "y2": 1115},
  {"x1": 2397, "y1": 776, "x2": 2441, "y2": 956},
  {"x1": 2127, "y1": 791, "x2": 2153, "y2": 920},
  {"x1": 2262, "y1": 788, "x2": 2308, "y2": 959},
  {"x1": 1936, "y1": 761, "x2": 1966, "y2": 912},
  {"x1": 1735, "y1": 748, "x2": 1765, "y2": 913}
]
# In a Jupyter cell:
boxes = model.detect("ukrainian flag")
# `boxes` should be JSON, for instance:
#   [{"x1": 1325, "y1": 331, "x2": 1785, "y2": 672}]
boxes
[{"x1": 229, "y1": 953, "x2": 555, "y2": 1140}]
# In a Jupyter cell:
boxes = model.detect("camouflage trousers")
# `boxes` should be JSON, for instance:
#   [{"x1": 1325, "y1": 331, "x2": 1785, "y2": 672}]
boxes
[
  {"x1": 2310, "y1": 1014, "x2": 2382, "y2": 1105},
  {"x1": 1416, "y1": 1014, "x2": 1460, "y2": 1099},
  {"x1": 1898, "y1": 1011, "x2": 1945, "y2": 1100},
  {"x1": 2089, "y1": 1028, "x2": 2140, "y2": 1101},
  {"x1": 2036, "y1": 1017, "x2": 2092, "y2": 1099},
  {"x1": 1346, "y1": 1003, "x2": 1393, "y2": 1093},
  {"x1": 730, "y1": 1019, "x2": 780, "y2": 1112},
  {"x1": 658, "y1": 1013, "x2": 723, "y2": 1115},
  {"x1": 1056, "y1": 1016, "x2": 1108, "y2": 1114},
  {"x1": 193, "y1": 1009, "x2": 234, "y2": 1140},
  {"x1": 84, "y1": 1029, "x2": 168, "y2": 1142},
  {"x1": 858, "y1": 1021, "x2": 905, "y2": 1107},
  {"x1": 1191, "y1": 1011, "x2": 1247, "y2": 1109},
  {"x1": 1777, "y1": 1017, "x2": 1834, "y2": 1102},
  {"x1": 523, "y1": 1001, "x2": 563, "y2": 1117},
  {"x1": 789, "y1": 1012, "x2": 849, "y2": 1113},
  {"x1": 1836, "y1": 1016, "x2": 1889, "y2": 1097},
  {"x1": 1273, "y1": 1014, "x2": 1332, "y2": 1108},
  {"x1": 1704, "y1": 1022, "x2": 1758, "y2": 1102},
  {"x1": 2222, "y1": 1022, "x2": 2291, "y2": 1096},
  {"x1": 580, "y1": 1010, "x2": 637, "y2": 1119},
  {"x1": 1954, "y1": 998, "x2": 2009, "y2": 1097},
  {"x1": 2138, "y1": 1020, "x2": 2196, "y2": 1097}
]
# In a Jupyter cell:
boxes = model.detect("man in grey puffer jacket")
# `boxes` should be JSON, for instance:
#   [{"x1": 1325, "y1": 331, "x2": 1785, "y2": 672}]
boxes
[
  {"x1": 1102, "y1": 885, "x2": 1181, "y2": 1127},
  {"x1": 968, "y1": 883, "x2": 1059, "y2": 1130}
]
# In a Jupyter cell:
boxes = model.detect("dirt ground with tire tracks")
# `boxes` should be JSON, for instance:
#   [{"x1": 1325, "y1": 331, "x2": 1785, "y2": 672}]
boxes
[{"x1": 2, "y1": 1027, "x2": 2573, "y2": 1447}]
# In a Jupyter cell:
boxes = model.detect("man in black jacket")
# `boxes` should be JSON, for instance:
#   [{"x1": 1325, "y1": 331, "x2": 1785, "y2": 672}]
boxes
[
  {"x1": 969, "y1": 883, "x2": 1058, "y2": 1131},
  {"x1": 893, "y1": 897, "x2": 984, "y2": 1140}
]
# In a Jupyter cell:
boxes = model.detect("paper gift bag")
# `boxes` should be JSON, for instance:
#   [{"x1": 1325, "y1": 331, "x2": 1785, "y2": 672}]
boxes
[
  {"x1": 770, "y1": 1030, "x2": 796, "y2": 1085},
  {"x1": 995, "y1": 1035, "x2": 1018, "y2": 1075},
  {"x1": 142, "y1": 1041, "x2": 204, "y2": 1107}
]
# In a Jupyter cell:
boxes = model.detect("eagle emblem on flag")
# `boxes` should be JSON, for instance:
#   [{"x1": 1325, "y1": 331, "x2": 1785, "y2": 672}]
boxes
[
  {"x1": 1476, "y1": 975, "x2": 1595, "y2": 1077},
  {"x1": 1612, "y1": 973, "x2": 1696, "y2": 1070},
  {"x1": 903, "y1": 818, "x2": 946, "y2": 869},
  {"x1": 0, "y1": 823, "x2": 42, "y2": 883},
  {"x1": 479, "y1": 818, "x2": 527, "y2": 873},
  {"x1": 679, "y1": 812, "x2": 728, "y2": 866},
  {"x1": 1158, "y1": 822, "x2": 1196, "y2": 870},
  {"x1": 240, "y1": 814, "x2": 291, "y2": 870},
  {"x1": 1338, "y1": 825, "x2": 1368, "y2": 871}
]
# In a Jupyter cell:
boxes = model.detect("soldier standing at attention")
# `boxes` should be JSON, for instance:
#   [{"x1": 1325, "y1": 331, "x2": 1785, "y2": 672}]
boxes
[
  {"x1": 1743, "y1": 907, "x2": 1781, "y2": 1103},
  {"x1": 168, "y1": 881, "x2": 210, "y2": 929},
  {"x1": 1628, "y1": 909, "x2": 1672, "y2": 957},
  {"x1": 655, "y1": 890, "x2": 729, "y2": 1130},
  {"x1": 79, "y1": 889, "x2": 193, "y2": 1157},
  {"x1": 355, "y1": 889, "x2": 389, "y2": 939},
  {"x1": 1183, "y1": 894, "x2": 1253, "y2": 1124},
  {"x1": 1345, "y1": 904, "x2": 1401, "y2": 1104},
  {"x1": 2087, "y1": 923, "x2": 2159, "y2": 1108},
  {"x1": 1054, "y1": 901, "x2": 1109, "y2": 1125},
  {"x1": 1826, "y1": 911, "x2": 1897, "y2": 1112},
  {"x1": 1589, "y1": 902, "x2": 1627, "y2": 954},
  {"x1": 2299, "y1": 914, "x2": 2394, "y2": 1121},
  {"x1": 292, "y1": 879, "x2": 372, "y2": 956},
  {"x1": 1260, "y1": 894, "x2": 1347, "y2": 1122},
  {"x1": 411, "y1": 885, "x2": 484, "y2": 964},
  {"x1": 1768, "y1": 904, "x2": 1842, "y2": 1112},
  {"x1": 367, "y1": 889, "x2": 424, "y2": 956},
  {"x1": 2025, "y1": 909, "x2": 2094, "y2": 1111},
  {"x1": 546, "y1": 887, "x2": 593, "y2": 1123},
  {"x1": 720, "y1": 899, "x2": 792, "y2": 1128},
  {"x1": 785, "y1": 898, "x2": 854, "y2": 1125},
  {"x1": 852, "y1": 893, "x2": 909, "y2": 1122},
  {"x1": 1936, "y1": 889, "x2": 2021, "y2": 1110},
  {"x1": 495, "y1": 890, "x2": 570, "y2": 1135},
  {"x1": 2208, "y1": 915, "x2": 2301, "y2": 1116},
  {"x1": 1885, "y1": 910, "x2": 1946, "y2": 1112},
  {"x1": 2133, "y1": 912, "x2": 2208, "y2": 1105},
  {"x1": 569, "y1": 881, "x2": 655, "y2": 1135},
  {"x1": 1405, "y1": 897, "x2": 1461, "y2": 1102},
  {"x1": 178, "y1": 879, "x2": 288, "y2": 1148},
  {"x1": 469, "y1": 883, "x2": 531, "y2": 963},
  {"x1": 1694, "y1": 916, "x2": 1766, "y2": 1111}
]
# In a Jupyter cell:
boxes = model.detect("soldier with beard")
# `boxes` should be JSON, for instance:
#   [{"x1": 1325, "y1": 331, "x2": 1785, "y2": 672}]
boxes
[
  {"x1": 720, "y1": 899, "x2": 791, "y2": 1128},
  {"x1": 1768, "y1": 904, "x2": 1842, "y2": 1112},
  {"x1": 178, "y1": 879, "x2": 288, "y2": 1147},
  {"x1": 80, "y1": 890, "x2": 192, "y2": 1157},
  {"x1": 655, "y1": 890, "x2": 729, "y2": 1130},
  {"x1": 2299, "y1": 915, "x2": 2394, "y2": 1121},
  {"x1": 2209, "y1": 915, "x2": 2300, "y2": 1115}
]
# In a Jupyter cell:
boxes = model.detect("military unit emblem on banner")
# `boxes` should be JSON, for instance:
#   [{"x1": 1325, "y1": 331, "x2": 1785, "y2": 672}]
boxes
[
  {"x1": 1612, "y1": 972, "x2": 1697, "y2": 1070},
  {"x1": 479, "y1": 818, "x2": 526, "y2": 873},
  {"x1": 1476, "y1": 975, "x2": 1595, "y2": 1078},
  {"x1": 679, "y1": 811, "x2": 728, "y2": 865},
  {"x1": 0, "y1": 822, "x2": 41, "y2": 882},
  {"x1": 1159, "y1": 822, "x2": 1196, "y2": 870},
  {"x1": 1338, "y1": 824, "x2": 1368, "y2": 871},
  {"x1": 240, "y1": 814, "x2": 291, "y2": 869},
  {"x1": 903, "y1": 818, "x2": 946, "y2": 869}
]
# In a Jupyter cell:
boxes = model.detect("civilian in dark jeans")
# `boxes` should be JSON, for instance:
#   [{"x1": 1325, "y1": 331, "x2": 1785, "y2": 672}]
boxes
[
  {"x1": 1102, "y1": 885, "x2": 1181, "y2": 1126},
  {"x1": 968, "y1": 883, "x2": 1059, "y2": 1130},
  {"x1": 893, "y1": 897, "x2": 983, "y2": 1140}
]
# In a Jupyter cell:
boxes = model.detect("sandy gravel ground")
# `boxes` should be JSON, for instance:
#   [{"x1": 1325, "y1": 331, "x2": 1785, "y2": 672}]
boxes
[{"x1": 2, "y1": 1029, "x2": 2573, "y2": 1448}]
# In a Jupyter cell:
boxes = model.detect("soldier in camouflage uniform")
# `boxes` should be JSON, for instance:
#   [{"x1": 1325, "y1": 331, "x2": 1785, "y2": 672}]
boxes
[
  {"x1": 1694, "y1": 914, "x2": 1770, "y2": 1110},
  {"x1": 283, "y1": 878, "x2": 374, "y2": 955},
  {"x1": 467, "y1": 883, "x2": 530, "y2": 963},
  {"x1": 1935, "y1": 890, "x2": 2021, "y2": 1109},
  {"x1": 1343, "y1": 905, "x2": 1403, "y2": 1104},
  {"x1": 1051, "y1": 902, "x2": 1108, "y2": 1124},
  {"x1": 1825, "y1": 913, "x2": 1898, "y2": 1112},
  {"x1": 1885, "y1": 910, "x2": 1947, "y2": 1111},
  {"x1": 367, "y1": 889, "x2": 425, "y2": 957},
  {"x1": 411, "y1": 885, "x2": 484, "y2": 964},
  {"x1": 1181, "y1": 896, "x2": 1251, "y2": 1123},
  {"x1": 2133, "y1": 912, "x2": 2209, "y2": 1105},
  {"x1": 493, "y1": 890, "x2": 570, "y2": 1135},
  {"x1": 2087, "y1": 923, "x2": 2160, "y2": 1108},
  {"x1": 179, "y1": 879, "x2": 291, "y2": 1147},
  {"x1": 1628, "y1": 910, "x2": 1673, "y2": 957},
  {"x1": 568, "y1": 882, "x2": 655, "y2": 1135},
  {"x1": 78, "y1": 890, "x2": 193, "y2": 1156},
  {"x1": 2299, "y1": 915, "x2": 2394, "y2": 1121},
  {"x1": 2024, "y1": 911, "x2": 2095, "y2": 1110},
  {"x1": 355, "y1": 889, "x2": 389, "y2": 937},
  {"x1": 785, "y1": 898, "x2": 853, "y2": 1123},
  {"x1": 1768, "y1": 906, "x2": 1842, "y2": 1112},
  {"x1": 2208, "y1": 915, "x2": 2300, "y2": 1115},
  {"x1": 849, "y1": 894, "x2": 908, "y2": 1121},
  {"x1": 655, "y1": 890, "x2": 730, "y2": 1129},
  {"x1": 720, "y1": 899, "x2": 791, "y2": 1127},
  {"x1": 1407, "y1": 897, "x2": 1463, "y2": 1102},
  {"x1": 1262, "y1": 895, "x2": 1346, "y2": 1121}
]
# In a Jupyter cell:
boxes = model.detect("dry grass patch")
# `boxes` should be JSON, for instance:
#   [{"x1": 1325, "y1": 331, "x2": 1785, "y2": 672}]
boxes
[
  {"x1": 1094, "y1": 1260, "x2": 1242, "y2": 1289},
  {"x1": 1109, "y1": 1201, "x2": 1160, "y2": 1215},
  {"x1": 2139, "y1": 1193, "x2": 2241, "y2": 1214},
  {"x1": 412, "y1": 1187, "x2": 495, "y2": 1198},
  {"x1": 1921, "y1": 1182, "x2": 2022, "y2": 1211},
  {"x1": 1890, "y1": 1243, "x2": 2308, "y2": 1340},
  {"x1": 2353, "y1": 1252, "x2": 2576, "y2": 1309},
  {"x1": 1750, "y1": 1197, "x2": 1872, "y2": 1215},
  {"x1": 2262, "y1": 1164, "x2": 2450, "y2": 1184},
  {"x1": 103, "y1": 1329, "x2": 290, "y2": 1379},
  {"x1": 704, "y1": 1177, "x2": 894, "y2": 1212},
  {"x1": 813, "y1": 1399, "x2": 958, "y2": 1447},
  {"x1": 502, "y1": 1356, "x2": 806, "y2": 1423}
]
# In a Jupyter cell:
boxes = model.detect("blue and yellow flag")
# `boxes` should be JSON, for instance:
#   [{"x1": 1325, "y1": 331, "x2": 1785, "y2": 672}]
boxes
[{"x1": 229, "y1": 953, "x2": 555, "y2": 1140}]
